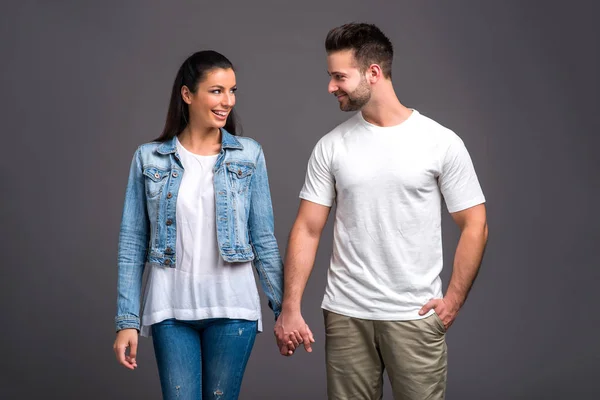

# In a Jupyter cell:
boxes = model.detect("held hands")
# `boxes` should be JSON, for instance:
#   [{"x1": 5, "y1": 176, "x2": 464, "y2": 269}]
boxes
[
  {"x1": 113, "y1": 328, "x2": 139, "y2": 370},
  {"x1": 418, "y1": 297, "x2": 460, "y2": 331},
  {"x1": 274, "y1": 311, "x2": 315, "y2": 356}
]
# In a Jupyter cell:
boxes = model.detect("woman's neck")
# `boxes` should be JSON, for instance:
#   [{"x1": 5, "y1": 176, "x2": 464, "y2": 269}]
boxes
[{"x1": 178, "y1": 125, "x2": 222, "y2": 155}]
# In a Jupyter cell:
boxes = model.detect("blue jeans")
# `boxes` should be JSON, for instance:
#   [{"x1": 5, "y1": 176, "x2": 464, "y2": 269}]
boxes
[{"x1": 151, "y1": 318, "x2": 257, "y2": 400}]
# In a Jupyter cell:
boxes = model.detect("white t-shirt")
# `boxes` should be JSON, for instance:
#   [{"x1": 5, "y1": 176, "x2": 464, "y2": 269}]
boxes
[
  {"x1": 299, "y1": 110, "x2": 485, "y2": 321},
  {"x1": 140, "y1": 138, "x2": 262, "y2": 336}
]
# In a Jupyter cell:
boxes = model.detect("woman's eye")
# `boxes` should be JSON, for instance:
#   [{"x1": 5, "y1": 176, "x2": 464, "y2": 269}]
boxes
[{"x1": 211, "y1": 89, "x2": 221, "y2": 94}]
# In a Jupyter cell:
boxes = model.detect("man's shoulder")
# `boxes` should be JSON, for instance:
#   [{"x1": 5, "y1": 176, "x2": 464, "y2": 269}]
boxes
[
  {"x1": 317, "y1": 112, "x2": 363, "y2": 146},
  {"x1": 411, "y1": 110, "x2": 460, "y2": 143}
]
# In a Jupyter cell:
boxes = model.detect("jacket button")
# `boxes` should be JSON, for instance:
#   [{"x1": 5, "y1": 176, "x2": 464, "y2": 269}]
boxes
[
  {"x1": 165, "y1": 247, "x2": 173, "y2": 254},
  {"x1": 172, "y1": 171, "x2": 178, "y2": 178},
  {"x1": 164, "y1": 259, "x2": 171, "y2": 265},
  {"x1": 167, "y1": 192, "x2": 172, "y2": 199},
  {"x1": 154, "y1": 172, "x2": 160, "y2": 179},
  {"x1": 237, "y1": 170, "x2": 242, "y2": 177},
  {"x1": 166, "y1": 219, "x2": 172, "y2": 226}
]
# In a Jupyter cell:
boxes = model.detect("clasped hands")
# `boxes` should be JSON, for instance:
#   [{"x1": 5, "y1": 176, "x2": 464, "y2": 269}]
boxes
[{"x1": 273, "y1": 311, "x2": 315, "y2": 356}]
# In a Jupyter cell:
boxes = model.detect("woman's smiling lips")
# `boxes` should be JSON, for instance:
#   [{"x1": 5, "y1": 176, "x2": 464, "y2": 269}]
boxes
[{"x1": 212, "y1": 110, "x2": 228, "y2": 120}]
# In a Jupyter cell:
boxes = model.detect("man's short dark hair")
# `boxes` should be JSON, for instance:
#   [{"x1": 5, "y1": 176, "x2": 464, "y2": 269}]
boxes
[{"x1": 325, "y1": 23, "x2": 394, "y2": 78}]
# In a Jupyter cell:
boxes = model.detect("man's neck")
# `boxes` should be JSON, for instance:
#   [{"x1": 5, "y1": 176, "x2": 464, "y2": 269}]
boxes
[{"x1": 360, "y1": 86, "x2": 412, "y2": 127}]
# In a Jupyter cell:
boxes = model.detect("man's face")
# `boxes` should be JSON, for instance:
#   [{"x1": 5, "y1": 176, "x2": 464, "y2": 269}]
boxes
[{"x1": 327, "y1": 50, "x2": 371, "y2": 111}]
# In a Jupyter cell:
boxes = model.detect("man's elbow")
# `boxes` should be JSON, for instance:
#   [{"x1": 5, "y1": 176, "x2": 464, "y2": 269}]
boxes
[
  {"x1": 482, "y1": 221, "x2": 489, "y2": 243},
  {"x1": 292, "y1": 220, "x2": 323, "y2": 241},
  {"x1": 462, "y1": 218, "x2": 488, "y2": 242}
]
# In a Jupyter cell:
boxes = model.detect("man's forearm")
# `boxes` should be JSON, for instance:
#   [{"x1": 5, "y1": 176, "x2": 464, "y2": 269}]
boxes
[
  {"x1": 445, "y1": 223, "x2": 489, "y2": 308},
  {"x1": 282, "y1": 225, "x2": 321, "y2": 313}
]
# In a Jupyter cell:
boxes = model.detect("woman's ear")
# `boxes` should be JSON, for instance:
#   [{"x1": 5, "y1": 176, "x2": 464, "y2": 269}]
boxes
[{"x1": 181, "y1": 85, "x2": 193, "y2": 105}]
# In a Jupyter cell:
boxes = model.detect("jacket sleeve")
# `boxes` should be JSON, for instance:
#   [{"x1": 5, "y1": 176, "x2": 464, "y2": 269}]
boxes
[
  {"x1": 247, "y1": 146, "x2": 284, "y2": 319},
  {"x1": 115, "y1": 147, "x2": 149, "y2": 331}
]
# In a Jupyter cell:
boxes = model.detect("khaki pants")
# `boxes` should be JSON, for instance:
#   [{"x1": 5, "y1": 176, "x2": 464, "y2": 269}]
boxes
[{"x1": 324, "y1": 310, "x2": 447, "y2": 400}]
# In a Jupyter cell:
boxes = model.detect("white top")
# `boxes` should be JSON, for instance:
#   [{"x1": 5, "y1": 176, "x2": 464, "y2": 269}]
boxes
[
  {"x1": 140, "y1": 137, "x2": 262, "y2": 336},
  {"x1": 299, "y1": 110, "x2": 486, "y2": 321}
]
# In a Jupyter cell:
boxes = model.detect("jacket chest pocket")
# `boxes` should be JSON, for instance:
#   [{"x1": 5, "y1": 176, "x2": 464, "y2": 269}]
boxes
[
  {"x1": 143, "y1": 167, "x2": 170, "y2": 198},
  {"x1": 226, "y1": 162, "x2": 254, "y2": 193}
]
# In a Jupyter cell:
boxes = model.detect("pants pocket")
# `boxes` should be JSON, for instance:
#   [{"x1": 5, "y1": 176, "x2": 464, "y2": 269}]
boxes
[{"x1": 432, "y1": 311, "x2": 447, "y2": 334}]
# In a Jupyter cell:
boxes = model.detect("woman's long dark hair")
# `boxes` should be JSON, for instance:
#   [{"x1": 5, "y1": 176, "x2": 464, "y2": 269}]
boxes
[{"x1": 155, "y1": 50, "x2": 240, "y2": 141}]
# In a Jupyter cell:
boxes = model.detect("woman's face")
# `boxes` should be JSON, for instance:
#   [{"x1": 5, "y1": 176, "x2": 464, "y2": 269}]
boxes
[{"x1": 182, "y1": 68, "x2": 237, "y2": 130}]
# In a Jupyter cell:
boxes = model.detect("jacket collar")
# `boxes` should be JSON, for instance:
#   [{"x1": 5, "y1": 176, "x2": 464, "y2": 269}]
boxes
[{"x1": 157, "y1": 128, "x2": 243, "y2": 154}]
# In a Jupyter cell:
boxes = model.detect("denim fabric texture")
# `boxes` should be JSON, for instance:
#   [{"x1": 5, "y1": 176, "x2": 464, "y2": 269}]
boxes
[{"x1": 115, "y1": 129, "x2": 283, "y2": 331}]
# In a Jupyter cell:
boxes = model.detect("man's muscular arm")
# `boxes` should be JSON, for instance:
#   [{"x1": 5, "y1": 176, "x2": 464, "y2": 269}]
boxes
[
  {"x1": 274, "y1": 200, "x2": 330, "y2": 355},
  {"x1": 419, "y1": 203, "x2": 488, "y2": 330}
]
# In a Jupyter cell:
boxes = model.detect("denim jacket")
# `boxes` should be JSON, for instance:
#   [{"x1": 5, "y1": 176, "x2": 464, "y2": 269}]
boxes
[{"x1": 115, "y1": 130, "x2": 283, "y2": 331}]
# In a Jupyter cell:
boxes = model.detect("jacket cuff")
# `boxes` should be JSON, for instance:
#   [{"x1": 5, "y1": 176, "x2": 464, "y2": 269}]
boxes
[
  {"x1": 271, "y1": 303, "x2": 281, "y2": 321},
  {"x1": 115, "y1": 315, "x2": 140, "y2": 332}
]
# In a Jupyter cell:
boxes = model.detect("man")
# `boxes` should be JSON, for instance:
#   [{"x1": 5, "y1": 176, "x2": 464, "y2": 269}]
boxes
[{"x1": 275, "y1": 23, "x2": 488, "y2": 399}]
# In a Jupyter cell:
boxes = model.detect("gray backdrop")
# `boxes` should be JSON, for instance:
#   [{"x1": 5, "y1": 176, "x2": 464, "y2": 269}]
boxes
[{"x1": 1, "y1": 0, "x2": 598, "y2": 399}]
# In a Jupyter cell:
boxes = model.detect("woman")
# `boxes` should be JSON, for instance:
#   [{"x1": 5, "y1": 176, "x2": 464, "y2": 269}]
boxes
[{"x1": 113, "y1": 50, "x2": 284, "y2": 399}]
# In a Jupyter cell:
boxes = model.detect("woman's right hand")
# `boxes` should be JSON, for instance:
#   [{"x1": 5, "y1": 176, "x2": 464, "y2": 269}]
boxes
[{"x1": 113, "y1": 328, "x2": 139, "y2": 370}]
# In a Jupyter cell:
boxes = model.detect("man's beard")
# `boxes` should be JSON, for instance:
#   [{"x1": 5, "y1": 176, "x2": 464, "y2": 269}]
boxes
[{"x1": 336, "y1": 77, "x2": 371, "y2": 111}]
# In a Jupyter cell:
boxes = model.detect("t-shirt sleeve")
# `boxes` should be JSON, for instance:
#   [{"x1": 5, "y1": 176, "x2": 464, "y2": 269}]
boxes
[
  {"x1": 439, "y1": 135, "x2": 486, "y2": 213},
  {"x1": 299, "y1": 137, "x2": 335, "y2": 207}
]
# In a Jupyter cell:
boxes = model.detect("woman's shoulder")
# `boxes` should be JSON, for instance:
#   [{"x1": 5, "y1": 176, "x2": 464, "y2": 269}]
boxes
[
  {"x1": 236, "y1": 135, "x2": 261, "y2": 149},
  {"x1": 236, "y1": 136, "x2": 266, "y2": 158},
  {"x1": 229, "y1": 136, "x2": 267, "y2": 164},
  {"x1": 128, "y1": 140, "x2": 171, "y2": 164},
  {"x1": 137, "y1": 140, "x2": 162, "y2": 150}
]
